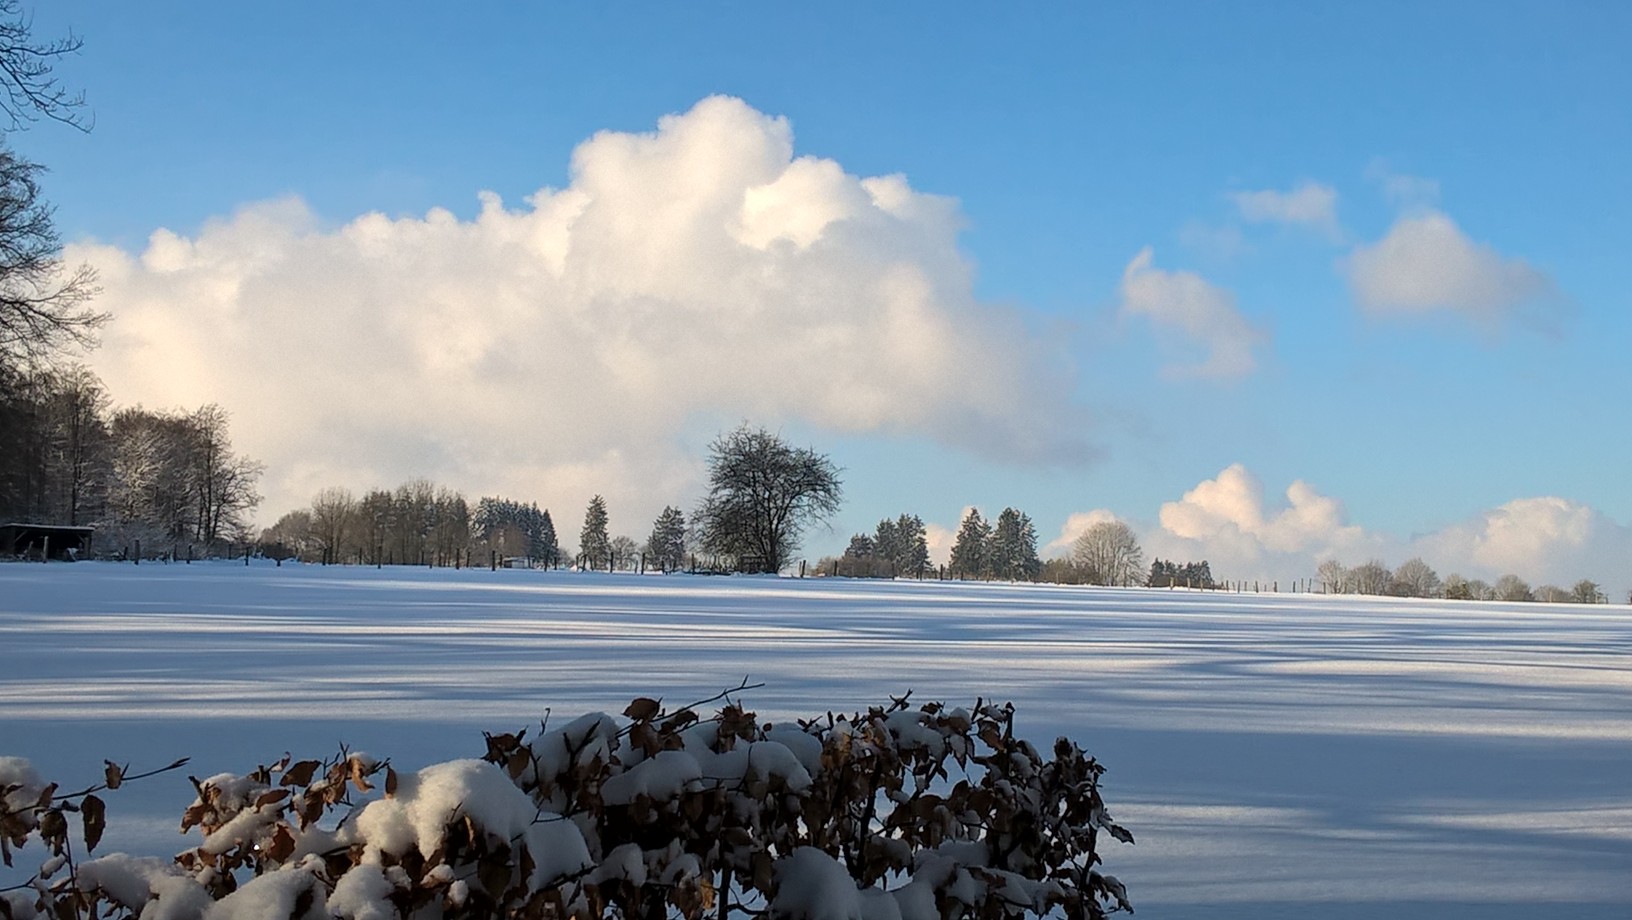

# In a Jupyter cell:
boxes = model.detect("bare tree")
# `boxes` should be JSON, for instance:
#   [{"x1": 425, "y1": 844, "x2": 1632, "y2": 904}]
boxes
[
  {"x1": 188, "y1": 404, "x2": 262, "y2": 546},
  {"x1": 1569, "y1": 579, "x2": 1604, "y2": 604},
  {"x1": 309, "y1": 487, "x2": 356, "y2": 564},
  {"x1": 1316, "y1": 558, "x2": 1349, "y2": 594},
  {"x1": 1390, "y1": 557, "x2": 1441, "y2": 598},
  {"x1": 259, "y1": 510, "x2": 312, "y2": 559},
  {"x1": 0, "y1": 0, "x2": 90, "y2": 131},
  {"x1": 0, "y1": 148, "x2": 100, "y2": 368},
  {"x1": 1532, "y1": 584, "x2": 1570, "y2": 603},
  {"x1": 696, "y1": 425, "x2": 842, "y2": 573},
  {"x1": 1348, "y1": 559, "x2": 1391, "y2": 595},
  {"x1": 1494, "y1": 573, "x2": 1533, "y2": 602},
  {"x1": 1442, "y1": 572, "x2": 1473, "y2": 600},
  {"x1": 1072, "y1": 520, "x2": 1144, "y2": 587}
]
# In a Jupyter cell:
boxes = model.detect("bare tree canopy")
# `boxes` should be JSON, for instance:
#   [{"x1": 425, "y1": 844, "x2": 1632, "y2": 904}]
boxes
[
  {"x1": 0, "y1": 147, "x2": 101, "y2": 367},
  {"x1": 1072, "y1": 520, "x2": 1144, "y2": 587},
  {"x1": 0, "y1": 0, "x2": 89, "y2": 131},
  {"x1": 696, "y1": 424, "x2": 842, "y2": 573}
]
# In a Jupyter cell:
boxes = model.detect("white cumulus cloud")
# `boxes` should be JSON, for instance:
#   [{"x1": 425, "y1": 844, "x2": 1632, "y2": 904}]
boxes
[
  {"x1": 1413, "y1": 497, "x2": 1632, "y2": 590},
  {"x1": 1058, "y1": 465, "x2": 1629, "y2": 598},
  {"x1": 1044, "y1": 508, "x2": 1122, "y2": 557},
  {"x1": 1345, "y1": 210, "x2": 1558, "y2": 329},
  {"x1": 72, "y1": 96, "x2": 1091, "y2": 532},
  {"x1": 1118, "y1": 248, "x2": 1266, "y2": 379},
  {"x1": 1230, "y1": 181, "x2": 1340, "y2": 238}
]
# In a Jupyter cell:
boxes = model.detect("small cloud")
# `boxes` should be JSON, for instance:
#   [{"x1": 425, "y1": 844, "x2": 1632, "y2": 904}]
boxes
[
  {"x1": 1177, "y1": 220, "x2": 1250, "y2": 261},
  {"x1": 1229, "y1": 181, "x2": 1340, "y2": 239},
  {"x1": 1344, "y1": 210, "x2": 1559, "y2": 329},
  {"x1": 1118, "y1": 248, "x2": 1267, "y2": 380},
  {"x1": 1364, "y1": 159, "x2": 1441, "y2": 209},
  {"x1": 1045, "y1": 508, "x2": 1122, "y2": 557}
]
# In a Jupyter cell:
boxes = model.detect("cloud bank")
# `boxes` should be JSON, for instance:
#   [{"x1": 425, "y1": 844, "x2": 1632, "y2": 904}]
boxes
[
  {"x1": 1055, "y1": 465, "x2": 1630, "y2": 597},
  {"x1": 73, "y1": 96, "x2": 1090, "y2": 531}
]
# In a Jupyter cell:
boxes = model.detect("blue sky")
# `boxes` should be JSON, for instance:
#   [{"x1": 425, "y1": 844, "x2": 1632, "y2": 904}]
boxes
[{"x1": 22, "y1": 2, "x2": 1632, "y2": 590}]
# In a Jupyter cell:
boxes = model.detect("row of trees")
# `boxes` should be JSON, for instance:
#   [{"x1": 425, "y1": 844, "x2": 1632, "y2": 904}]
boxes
[
  {"x1": 1, "y1": 363, "x2": 263, "y2": 555},
  {"x1": 0, "y1": 8, "x2": 274, "y2": 559},
  {"x1": 829, "y1": 514, "x2": 932, "y2": 577},
  {"x1": 947, "y1": 507, "x2": 1043, "y2": 580},
  {"x1": 1315, "y1": 557, "x2": 1607, "y2": 603}
]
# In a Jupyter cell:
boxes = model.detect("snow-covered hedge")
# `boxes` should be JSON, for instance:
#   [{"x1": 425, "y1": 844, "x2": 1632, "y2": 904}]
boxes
[{"x1": 1, "y1": 692, "x2": 1133, "y2": 919}]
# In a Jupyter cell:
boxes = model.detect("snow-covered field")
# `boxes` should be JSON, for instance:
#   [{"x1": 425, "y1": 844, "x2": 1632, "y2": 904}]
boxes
[{"x1": 2, "y1": 562, "x2": 1628, "y2": 918}]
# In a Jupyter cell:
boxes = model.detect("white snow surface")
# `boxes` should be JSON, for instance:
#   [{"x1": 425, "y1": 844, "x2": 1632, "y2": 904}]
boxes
[{"x1": 2, "y1": 562, "x2": 1630, "y2": 919}]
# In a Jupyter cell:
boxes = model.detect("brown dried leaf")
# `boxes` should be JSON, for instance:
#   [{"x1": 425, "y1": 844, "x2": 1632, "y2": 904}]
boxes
[
  {"x1": 38, "y1": 809, "x2": 66, "y2": 853},
  {"x1": 506, "y1": 750, "x2": 529, "y2": 780},
  {"x1": 623, "y1": 697, "x2": 661, "y2": 722},
  {"x1": 254, "y1": 789, "x2": 291, "y2": 809},
  {"x1": 384, "y1": 766, "x2": 398, "y2": 799},
  {"x1": 81, "y1": 795, "x2": 106, "y2": 853},
  {"x1": 280, "y1": 760, "x2": 321, "y2": 788},
  {"x1": 267, "y1": 824, "x2": 296, "y2": 862},
  {"x1": 103, "y1": 761, "x2": 123, "y2": 791},
  {"x1": 181, "y1": 802, "x2": 209, "y2": 832},
  {"x1": 348, "y1": 758, "x2": 374, "y2": 793}
]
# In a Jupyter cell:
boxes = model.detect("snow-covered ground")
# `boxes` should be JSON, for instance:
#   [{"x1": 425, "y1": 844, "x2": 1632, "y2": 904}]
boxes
[{"x1": 2, "y1": 561, "x2": 1628, "y2": 918}]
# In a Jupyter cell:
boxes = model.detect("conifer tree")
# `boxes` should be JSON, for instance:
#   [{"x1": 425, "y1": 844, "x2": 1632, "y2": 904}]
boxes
[
  {"x1": 949, "y1": 508, "x2": 991, "y2": 580},
  {"x1": 580, "y1": 494, "x2": 610, "y2": 569},
  {"x1": 646, "y1": 505, "x2": 686, "y2": 573}
]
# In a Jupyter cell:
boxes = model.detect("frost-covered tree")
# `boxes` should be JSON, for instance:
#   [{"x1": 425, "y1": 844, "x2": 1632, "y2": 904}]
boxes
[
  {"x1": 695, "y1": 425, "x2": 842, "y2": 573},
  {"x1": 645, "y1": 505, "x2": 686, "y2": 573},
  {"x1": 948, "y1": 508, "x2": 990, "y2": 579},
  {"x1": 580, "y1": 494, "x2": 611, "y2": 569},
  {"x1": 1072, "y1": 520, "x2": 1144, "y2": 587},
  {"x1": 99, "y1": 405, "x2": 260, "y2": 552}
]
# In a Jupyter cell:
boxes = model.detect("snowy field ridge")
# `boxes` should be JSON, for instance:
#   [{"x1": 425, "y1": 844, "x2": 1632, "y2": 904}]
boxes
[{"x1": 1, "y1": 562, "x2": 1629, "y2": 918}]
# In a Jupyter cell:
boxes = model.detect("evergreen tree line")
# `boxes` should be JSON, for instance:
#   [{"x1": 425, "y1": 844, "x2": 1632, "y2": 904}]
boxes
[
  {"x1": 946, "y1": 507, "x2": 1043, "y2": 581},
  {"x1": 0, "y1": 363, "x2": 264, "y2": 557},
  {"x1": 828, "y1": 513, "x2": 932, "y2": 578},
  {"x1": 1316, "y1": 557, "x2": 1609, "y2": 604}
]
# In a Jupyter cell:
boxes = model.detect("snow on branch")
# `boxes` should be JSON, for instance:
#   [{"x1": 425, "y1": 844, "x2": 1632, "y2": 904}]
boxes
[{"x1": 1, "y1": 691, "x2": 1133, "y2": 919}]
